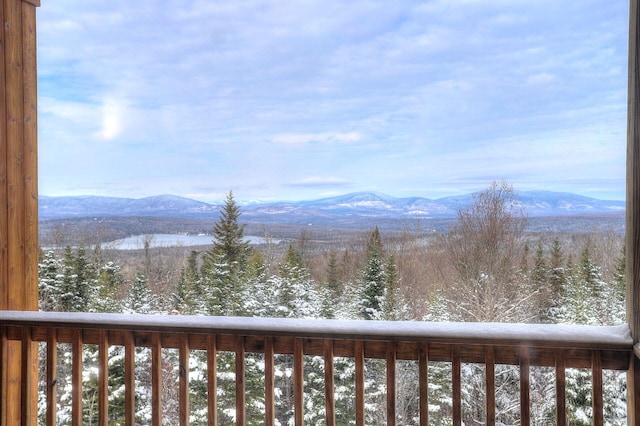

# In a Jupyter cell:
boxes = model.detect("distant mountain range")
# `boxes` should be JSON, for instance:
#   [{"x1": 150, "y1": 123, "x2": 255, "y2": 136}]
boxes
[{"x1": 39, "y1": 191, "x2": 625, "y2": 224}]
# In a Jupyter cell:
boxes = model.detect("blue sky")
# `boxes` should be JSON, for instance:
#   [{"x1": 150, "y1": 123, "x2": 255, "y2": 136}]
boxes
[{"x1": 38, "y1": 1, "x2": 628, "y2": 203}]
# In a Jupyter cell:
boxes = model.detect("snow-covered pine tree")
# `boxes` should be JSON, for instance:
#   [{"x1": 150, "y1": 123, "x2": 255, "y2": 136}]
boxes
[
  {"x1": 173, "y1": 250, "x2": 202, "y2": 314},
  {"x1": 530, "y1": 240, "x2": 548, "y2": 313},
  {"x1": 94, "y1": 261, "x2": 126, "y2": 313},
  {"x1": 548, "y1": 237, "x2": 567, "y2": 318},
  {"x1": 59, "y1": 246, "x2": 97, "y2": 312},
  {"x1": 125, "y1": 273, "x2": 155, "y2": 314},
  {"x1": 360, "y1": 226, "x2": 386, "y2": 320},
  {"x1": 557, "y1": 242, "x2": 626, "y2": 424},
  {"x1": 202, "y1": 190, "x2": 251, "y2": 316},
  {"x1": 38, "y1": 250, "x2": 62, "y2": 312},
  {"x1": 383, "y1": 254, "x2": 400, "y2": 320}
]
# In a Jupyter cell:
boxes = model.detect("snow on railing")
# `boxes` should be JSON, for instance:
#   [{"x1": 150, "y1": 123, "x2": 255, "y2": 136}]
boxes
[{"x1": 0, "y1": 311, "x2": 634, "y2": 425}]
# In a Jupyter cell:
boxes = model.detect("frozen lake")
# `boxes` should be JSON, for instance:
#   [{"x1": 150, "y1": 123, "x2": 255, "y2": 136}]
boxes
[{"x1": 107, "y1": 234, "x2": 275, "y2": 250}]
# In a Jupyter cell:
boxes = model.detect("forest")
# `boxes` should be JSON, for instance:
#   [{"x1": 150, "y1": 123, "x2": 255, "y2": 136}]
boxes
[{"x1": 37, "y1": 183, "x2": 627, "y2": 425}]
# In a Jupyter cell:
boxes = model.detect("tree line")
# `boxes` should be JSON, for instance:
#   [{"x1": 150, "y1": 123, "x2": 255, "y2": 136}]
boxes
[{"x1": 38, "y1": 183, "x2": 627, "y2": 425}]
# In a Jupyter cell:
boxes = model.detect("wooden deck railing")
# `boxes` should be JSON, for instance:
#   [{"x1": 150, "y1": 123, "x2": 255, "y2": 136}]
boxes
[{"x1": 0, "y1": 311, "x2": 634, "y2": 425}]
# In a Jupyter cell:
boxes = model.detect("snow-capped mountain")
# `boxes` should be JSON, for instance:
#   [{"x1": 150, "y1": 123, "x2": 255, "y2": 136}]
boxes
[
  {"x1": 39, "y1": 194, "x2": 219, "y2": 219},
  {"x1": 39, "y1": 191, "x2": 625, "y2": 222}
]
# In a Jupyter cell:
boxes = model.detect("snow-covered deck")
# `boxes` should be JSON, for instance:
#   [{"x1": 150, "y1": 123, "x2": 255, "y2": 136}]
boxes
[{"x1": 0, "y1": 311, "x2": 633, "y2": 425}]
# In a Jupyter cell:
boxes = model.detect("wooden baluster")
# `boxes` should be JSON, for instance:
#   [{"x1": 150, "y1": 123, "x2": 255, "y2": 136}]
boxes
[
  {"x1": 485, "y1": 346, "x2": 495, "y2": 426},
  {"x1": 179, "y1": 335, "x2": 190, "y2": 426},
  {"x1": 208, "y1": 335, "x2": 218, "y2": 426},
  {"x1": 151, "y1": 333, "x2": 162, "y2": 426},
  {"x1": 46, "y1": 329, "x2": 57, "y2": 426},
  {"x1": 72, "y1": 330, "x2": 83, "y2": 426},
  {"x1": 235, "y1": 336, "x2": 245, "y2": 426},
  {"x1": 520, "y1": 346, "x2": 530, "y2": 426},
  {"x1": 386, "y1": 342, "x2": 396, "y2": 426},
  {"x1": 452, "y1": 345, "x2": 461, "y2": 426},
  {"x1": 125, "y1": 332, "x2": 136, "y2": 426},
  {"x1": 324, "y1": 339, "x2": 335, "y2": 426},
  {"x1": 631, "y1": 355, "x2": 640, "y2": 425},
  {"x1": 355, "y1": 340, "x2": 365, "y2": 426},
  {"x1": 555, "y1": 350, "x2": 566, "y2": 426},
  {"x1": 294, "y1": 338, "x2": 304, "y2": 426},
  {"x1": 592, "y1": 351, "x2": 604, "y2": 426},
  {"x1": 419, "y1": 344, "x2": 429, "y2": 426},
  {"x1": 264, "y1": 337, "x2": 274, "y2": 426},
  {"x1": 98, "y1": 330, "x2": 108, "y2": 426},
  {"x1": 0, "y1": 326, "x2": 5, "y2": 426},
  {"x1": 21, "y1": 327, "x2": 33, "y2": 426}
]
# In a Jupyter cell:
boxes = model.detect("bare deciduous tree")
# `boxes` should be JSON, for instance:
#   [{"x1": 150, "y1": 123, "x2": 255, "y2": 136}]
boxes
[{"x1": 443, "y1": 181, "x2": 534, "y2": 322}]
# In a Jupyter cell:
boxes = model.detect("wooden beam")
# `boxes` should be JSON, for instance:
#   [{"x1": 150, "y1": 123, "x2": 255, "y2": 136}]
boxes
[
  {"x1": 22, "y1": 0, "x2": 38, "y2": 314},
  {"x1": 0, "y1": 1, "x2": 40, "y2": 424},
  {"x1": 629, "y1": 0, "x2": 640, "y2": 423},
  {"x1": 629, "y1": 0, "x2": 640, "y2": 347}
]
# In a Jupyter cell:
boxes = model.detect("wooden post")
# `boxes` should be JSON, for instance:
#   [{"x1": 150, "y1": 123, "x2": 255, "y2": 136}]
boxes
[
  {"x1": 628, "y1": 0, "x2": 640, "y2": 423},
  {"x1": 0, "y1": 0, "x2": 40, "y2": 424}
]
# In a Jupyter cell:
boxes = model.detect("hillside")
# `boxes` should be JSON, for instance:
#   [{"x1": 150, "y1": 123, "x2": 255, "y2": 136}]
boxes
[{"x1": 39, "y1": 190, "x2": 625, "y2": 222}]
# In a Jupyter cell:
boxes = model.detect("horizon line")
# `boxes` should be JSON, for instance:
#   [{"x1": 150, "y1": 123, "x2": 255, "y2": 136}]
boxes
[{"x1": 38, "y1": 189, "x2": 627, "y2": 205}]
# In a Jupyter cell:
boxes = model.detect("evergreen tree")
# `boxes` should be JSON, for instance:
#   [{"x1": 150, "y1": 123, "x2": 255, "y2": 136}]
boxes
[
  {"x1": 94, "y1": 261, "x2": 126, "y2": 313},
  {"x1": 360, "y1": 227, "x2": 386, "y2": 320},
  {"x1": 125, "y1": 273, "x2": 154, "y2": 314},
  {"x1": 173, "y1": 250, "x2": 201, "y2": 314},
  {"x1": 59, "y1": 246, "x2": 96, "y2": 312},
  {"x1": 202, "y1": 191, "x2": 251, "y2": 316},
  {"x1": 206, "y1": 190, "x2": 250, "y2": 270},
  {"x1": 38, "y1": 250, "x2": 62, "y2": 311},
  {"x1": 271, "y1": 244, "x2": 320, "y2": 318},
  {"x1": 530, "y1": 240, "x2": 550, "y2": 322},
  {"x1": 317, "y1": 250, "x2": 344, "y2": 319},
  {"x1": 326, "y1": 249, "x2": 341, "y2": 296},
  {"x1": 383, "y1": 254, "x2": 399, "y2": 320},
  {"x1": 548, "y1": 237, "x2": 566, "y2": 314},
  {"x1": 246, "y1": 249, "x2": 268, "y2": 280},
  {"x1": 557, "y1": 242, "x2": 619, "y2": 424},
  {"x1": 611, "y1": 246, "x2": 626, "y2": 323}
]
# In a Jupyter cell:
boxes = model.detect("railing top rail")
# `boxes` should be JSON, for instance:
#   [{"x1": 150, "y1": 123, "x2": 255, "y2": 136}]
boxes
[{"x1": 0, "y1": 311, "x2": 632, "y2": 351}]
